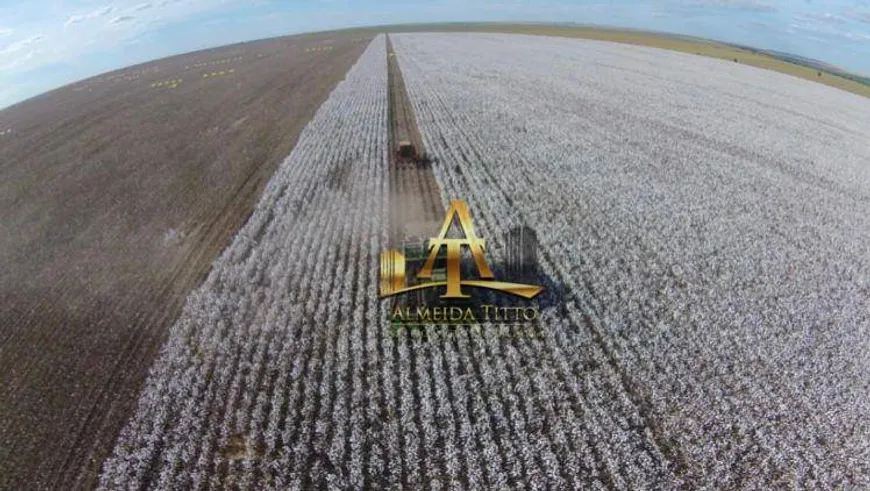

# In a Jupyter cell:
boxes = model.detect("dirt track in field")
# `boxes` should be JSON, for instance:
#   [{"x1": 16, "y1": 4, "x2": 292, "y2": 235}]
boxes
[
  {"x1": 386, "y1": 36, "x2": 443, "y2": 245},
  {"x1": 0, "y1": 32, "x2": 368, "y2": 490}
]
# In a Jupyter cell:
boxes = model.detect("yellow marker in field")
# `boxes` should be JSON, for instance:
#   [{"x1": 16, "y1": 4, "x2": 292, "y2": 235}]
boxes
[
  {"x1": 228, "y1": 68, "x2": 235, "y2": 73},
  {"x1": 203, "y1": 73, "x2": 209, "y2": 78}
]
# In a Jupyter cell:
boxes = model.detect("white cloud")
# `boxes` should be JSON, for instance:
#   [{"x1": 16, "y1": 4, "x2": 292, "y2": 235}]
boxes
[
  {"x1": 64, "y1": 5, "x2": 116, "y2": 27},
  {"x1": 0, "y1": 0, "x2": 245, "y2": 107},
  {"x1": 0, "y1": 0, "x2": 234, "y2": 83},
  {"x1": 802, "y1": 12, "x2": 846, "y2": 25},
  {"x1": 20, "y1": 0, "x2": 233, "y2": 61},
  {"x1": 0, "y1": 35, "x2": 44, "y2": 55},
  {"x1": 64, "y1": 15, "x2": 86, "y2": 27},
  {"x1": 687, "y1": 0, "x2": 778, "y2": 13},
  {"x1": 846, "y1": 10, "x2": 870, "y2": 24},
  {"x1": 0, "y1": 49, "x2": 36, "y2": 71},
  {"x1": 787, "y1": 18, "x2": 870, "y2": 45},
  {"x1": 843, "y1": 31, "x2": 870, "y2": 41},
  {"x1": 109, "y1": 16, "x2": 136, "y2": 24}
]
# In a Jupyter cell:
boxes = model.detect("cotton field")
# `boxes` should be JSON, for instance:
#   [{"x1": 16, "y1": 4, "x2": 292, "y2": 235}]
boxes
[
  {"x1": 98, "y1": 36, "x2": 391, "y2": 489},
  {"x1": 392, "y1": 33, "x2": 870, "y2": 488},
  {"x1": 98, "y1": 32, "x2": 870, "y2": 490}
]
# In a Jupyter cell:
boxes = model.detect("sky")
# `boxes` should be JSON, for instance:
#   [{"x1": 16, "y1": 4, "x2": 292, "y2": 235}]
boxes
[{"x1": 1, "y1": 0, "x2": 870, "y2": 109}]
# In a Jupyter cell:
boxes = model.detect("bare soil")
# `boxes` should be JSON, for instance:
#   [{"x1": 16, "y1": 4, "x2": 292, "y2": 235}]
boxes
[
  {"x1": 0, "y1": 32, "x2": 368, "y2": 490},
  {"x1": 386, "y1": 36, "x2": 443, "y2": 244}
]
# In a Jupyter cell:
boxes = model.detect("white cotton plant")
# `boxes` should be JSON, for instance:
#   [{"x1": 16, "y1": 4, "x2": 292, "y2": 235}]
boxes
[
  {"x1": 99, "y1": 35, "x2": 392, "y2": 489},
  {"x1": 392, "y1": 31, "x2": 870, "y2": 489}
]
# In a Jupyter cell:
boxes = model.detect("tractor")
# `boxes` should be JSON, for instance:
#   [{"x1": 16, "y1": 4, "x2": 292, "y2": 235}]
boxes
[{"x1": 396, "y1": 139, "x2": 417, "y2": 163}]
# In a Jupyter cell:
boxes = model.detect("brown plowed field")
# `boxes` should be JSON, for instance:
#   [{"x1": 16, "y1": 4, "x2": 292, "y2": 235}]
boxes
[
  {"x1": 0, "y1": 32, "x2": 369, "y2": 490},
  {"x1": 386, "y1": 35, "x2": 443, "y2": 244}
]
